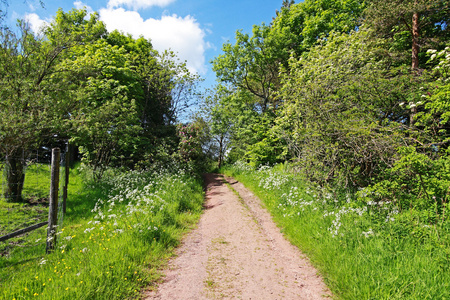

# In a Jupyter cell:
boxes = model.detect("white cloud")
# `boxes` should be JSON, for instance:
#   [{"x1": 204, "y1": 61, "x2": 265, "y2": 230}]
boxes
[
  {"x1": 24, "y1": 13, "x2": 48, "y2": 33},
  {"x1": 107, "y1": 0, "x2": 176, "y2": 11},
  {"x1": 73, "y1": 1, "x2": 95, "y2": 16},
  {"x1": 99, "y1": 7, "x2": 209, "y2": 74}
]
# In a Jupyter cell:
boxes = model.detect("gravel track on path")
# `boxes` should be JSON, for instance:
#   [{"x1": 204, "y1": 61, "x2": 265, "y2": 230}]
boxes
[{"x1": 145, "y1": 173, "x2": 331, "y2": 300}]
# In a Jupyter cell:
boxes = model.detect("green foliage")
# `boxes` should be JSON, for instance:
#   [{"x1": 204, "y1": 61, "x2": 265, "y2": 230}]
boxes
[
  {"x1": 209, "y1": 0, "x2": 367, "y2": 171},
  {"x1": 360, "y1": 146, "x2": 450, "y2": 214},
  {"x1": 62, "y1": 39, "x2": 142, "y2": 178},
  {"x1": 204, "y1": 86, "x2": 233, "y2": 168},
  {"x1": 0, "y1": 20, "x2": 68, "y2": 154},
  {"x1": 277, "y1": 29, "x2": 419, "y2": 186},
  {"x1": 243, "y1": 111, "x2": 287, "y2": 167},
  {"x1": 364, "y1": 0, "x2": 450, "y2": 67},
  {"x1": 199, "y1": 84, "x2": 287, "y2": 168},
  {"x1": 212, "y1": 24, "x2": 280, "y2": 111},
  {"x1": 0, "y1": 10, "x2": 101, "y2": 200},
  {"x1": 416, "y1": 46, "x2": 450, "y2": 143},
  {"x1": 270, "y1": 0, "x2": 365, "y2": 57},
  {"x1": 1, "y1": 7, "x2": 202, "y2": 187},
  {"x1": 0, "y1": 8, "x2": 109, "y2": 199},
  {"x1": 365, "y1": 46, "x2": 450, "y2": 215},
  {"x1": 45, "y1": 8, "x2": 107, "y2": 45}
]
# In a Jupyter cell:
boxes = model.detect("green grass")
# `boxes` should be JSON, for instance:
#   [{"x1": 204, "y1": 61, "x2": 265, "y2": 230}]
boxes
[
  {"x1": 221, "y1": 162, "x2": 450, "y2": 300},
  {"x1": 0, "y1": 163, "x2": 53, "y2": 259},
  {"x1": 0, "y1": 164, "x2": 205, "y2": 299},
  {"x1": 22, "y1": 164, "x2": 52, "y2": 201},
  {"x1": 0, "y1": 162, "x2": 52, "y2": 202}
]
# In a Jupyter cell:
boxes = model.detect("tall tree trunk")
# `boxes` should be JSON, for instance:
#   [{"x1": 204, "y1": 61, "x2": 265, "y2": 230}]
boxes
[
  {"x1": 218, "y1": 136, "x2": 223, "y2": 169},
  {"x1": 411, "y1": 11, "x2": 420, "y2": 70},
  {"x1": 4, "y1": 149, "x2": 26, "y2": 202},
  {"x1": 410, "y1": 9, "x2": 420, "y2": 127}
]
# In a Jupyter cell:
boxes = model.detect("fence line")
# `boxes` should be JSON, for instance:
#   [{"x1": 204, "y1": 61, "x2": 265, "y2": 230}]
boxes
[{"x1": 0, "y1": 146, "x2": 69, "y2": 252}]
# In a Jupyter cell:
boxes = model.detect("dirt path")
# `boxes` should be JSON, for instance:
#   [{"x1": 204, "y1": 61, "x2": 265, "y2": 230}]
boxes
[{"x1": 145, "y1": 174, "x2": 331, "y2": 300}]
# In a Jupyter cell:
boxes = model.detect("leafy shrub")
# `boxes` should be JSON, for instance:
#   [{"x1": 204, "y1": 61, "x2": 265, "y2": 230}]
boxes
[{"x1": 360, "y1": 146, "x2": 450, "y2": 215}]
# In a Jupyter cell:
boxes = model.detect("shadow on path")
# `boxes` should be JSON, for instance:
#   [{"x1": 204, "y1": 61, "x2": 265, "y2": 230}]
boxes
[{"x1": 202, "y1": 173, "x2": 225, "y2": 210}]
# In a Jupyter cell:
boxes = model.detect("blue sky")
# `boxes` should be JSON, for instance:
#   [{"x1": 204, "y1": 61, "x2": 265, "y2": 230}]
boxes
[{"x1": 6, "y1": 0, "x2": 283, "y2": 89}]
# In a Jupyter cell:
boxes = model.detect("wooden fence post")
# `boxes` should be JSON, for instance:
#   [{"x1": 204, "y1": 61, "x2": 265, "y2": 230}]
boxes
[
  {"x1": 63, "y1": 143, "x2": 70, "y2": 214},
  {"x1": 46, "y1": 148, "x2": 60, "y2": 254}
]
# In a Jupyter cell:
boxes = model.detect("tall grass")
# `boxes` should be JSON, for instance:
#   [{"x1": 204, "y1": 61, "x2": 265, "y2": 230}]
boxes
[
  {"x1": 1, "y1": 164, "x2": 204, "y2": 299},
  {"x1": 222, "y1": 162, "x2": 450, "y2": 299}
]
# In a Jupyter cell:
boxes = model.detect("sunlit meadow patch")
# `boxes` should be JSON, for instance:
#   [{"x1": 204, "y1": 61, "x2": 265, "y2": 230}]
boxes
[{"x1": 1, "y1": 165, "x2": 204, "y2": 300}]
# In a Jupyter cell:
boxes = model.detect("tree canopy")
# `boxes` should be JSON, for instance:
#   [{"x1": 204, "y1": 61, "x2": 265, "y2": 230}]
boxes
[{"x1": 0, "y1": 7, "x2": 201, "y2": 200}]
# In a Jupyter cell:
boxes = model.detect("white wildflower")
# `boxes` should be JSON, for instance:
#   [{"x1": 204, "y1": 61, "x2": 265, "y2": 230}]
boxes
[{"x1": 362, "y1": 228, "x2": 374, "y2": 238}]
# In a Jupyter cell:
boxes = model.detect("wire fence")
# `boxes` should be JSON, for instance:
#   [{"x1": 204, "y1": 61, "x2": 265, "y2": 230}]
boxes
[{"x1": 0, "y1": 145, "x2": 69, "y2": 255}]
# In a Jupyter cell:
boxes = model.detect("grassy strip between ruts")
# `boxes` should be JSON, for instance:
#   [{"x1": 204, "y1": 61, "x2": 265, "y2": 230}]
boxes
[
  {"x1": 221, "y1": 162, "x2": 450, "y2": 300},
  {"x1": 1, "y1": 165, "x2": 204, "y2": 300}
]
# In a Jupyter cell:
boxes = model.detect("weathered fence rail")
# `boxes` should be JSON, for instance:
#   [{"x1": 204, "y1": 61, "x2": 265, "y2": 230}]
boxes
[{"x1": 0, "y1": 221, "x2": 48, "y2": 242}]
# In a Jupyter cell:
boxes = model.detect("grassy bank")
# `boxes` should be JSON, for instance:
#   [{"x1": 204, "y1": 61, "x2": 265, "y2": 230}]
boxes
[
  {"x1": 1, "y1": 165, "x2": 204, "y2": 299},
  {"x1": 222, "y1": 162, "x2": 450, "y2": 299}
]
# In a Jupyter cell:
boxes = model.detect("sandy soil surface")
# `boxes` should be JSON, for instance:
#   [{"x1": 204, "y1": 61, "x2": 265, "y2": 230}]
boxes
[{"x1": 144, "y1": 174, "x2": 331, "y2": 300}]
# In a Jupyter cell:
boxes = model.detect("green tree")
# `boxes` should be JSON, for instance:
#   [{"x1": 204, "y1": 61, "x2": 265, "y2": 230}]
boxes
[
  {"x1": 104, "y1": 32, "x2": 175, "y2": 166},
  {"x1": 211, "y1": 0, "x2": 366, "y2": 168},
  {"x1": 278, "y1": 29, "x2": 420, "y2": 186},
  {"x1": 270, "y1": 0, "x2": 365, "y2": 58},
  {"x1": 0, "y1": 8, "x2": 105, "y2": 201},
  {"x1": 364, "y1": 0, "x2": 450, "y2": 70},
  {"x1": 105, "y1": 32, "x2": 173, "y2": 128},
  {"x1": 200, "y1": 85, "x2": 235, "y2": 168},
  {"x1": 61, "y1": 39, "x2": 142, "y2": 178},
  {"x1": 212, "y1": 24, "x2": 281, "y2": 112},
  {"x1": 0, "y1": 8, "x2": 107, "y2": 200},
  {"x1": 104, "y1": 32, "x2": 201, "y2": 167},
  {"x1": 201, "y1": 84, "x2": 286, "y2": 167},
  {"x1": 415, "y1": 46, "x2": 450, "y2": 149}
]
